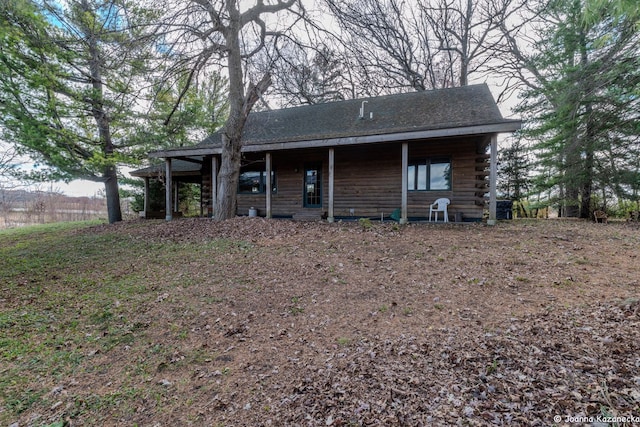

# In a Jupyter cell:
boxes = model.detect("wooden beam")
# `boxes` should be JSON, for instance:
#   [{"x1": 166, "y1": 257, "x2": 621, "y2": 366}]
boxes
[
  {"x1": 488, "y1": 134, "x2": 498, "y2": 225},
  {"x1": 165, "y1": 158, "x2": 172, "y2": 221},
  {"x1": 266, "y1": 152, "x2": 272, "y2": 219},
  {"x1": 211, "y1": 156, "x2": 218, "y2": 217},
  {"x1": 401, "y1": 142, "x2": 408, "y2": 224},
  {"x1": 173, "y1": 180, "x2": 179, "y2": 213},
  {"x1": 143, "y1": 177, "x2": 149, "y2": 217},
  {"x1": 328, "y1": 148, "x2": 335, "y2": 222},
  {"x1": 175, "y1": 156, "x2": 204, "y2": 164}
]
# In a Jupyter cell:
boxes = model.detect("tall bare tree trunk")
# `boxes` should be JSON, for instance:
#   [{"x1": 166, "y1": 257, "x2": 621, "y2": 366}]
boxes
[
  {"x1": 214, "y1": 4, "x2": 243, "y2": 221},
  {"x1": 170, "y1": 0, "x2": 292, "y2": 222},
  {"x1": 579, "y1": 35, "x2": 595, "y2": 219},
  {"x1": 459, "y1": 0, "x2": 472, "y2": 86},
  {"x1": 564, "y1": 146, "x2": 581, "y2": 218},
  {"x1": 213, "y1": 3, "x2": 272, "y2": 221}
]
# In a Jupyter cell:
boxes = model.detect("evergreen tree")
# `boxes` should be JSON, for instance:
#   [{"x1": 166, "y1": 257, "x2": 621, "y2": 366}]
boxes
[
  {"x1": 0, "y1": 0, "x2": 157, "y2": 223},
  {"x1": 148, "y1": 71, "x2": 229, "y2": 149},
  {"x1": 506, "y1": 0, "x2": 639, "y2": 217},
  {"x1": 498, "y1": 137, "x2": 532, "y2": 216}
]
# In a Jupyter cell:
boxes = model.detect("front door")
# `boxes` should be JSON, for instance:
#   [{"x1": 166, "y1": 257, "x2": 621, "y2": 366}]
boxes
[{"x1": 304, "y1": 163, "x2": 322, "y2": 208}]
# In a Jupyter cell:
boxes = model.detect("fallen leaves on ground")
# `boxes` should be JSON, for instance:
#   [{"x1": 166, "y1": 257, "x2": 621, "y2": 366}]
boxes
[{"x1": 7, "y1": 218, "x2": 640, "y2": 426}]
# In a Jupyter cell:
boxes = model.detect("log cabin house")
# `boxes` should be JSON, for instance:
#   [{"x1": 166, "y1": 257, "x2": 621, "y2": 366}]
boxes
[{"x1": 131, "y1": 84, "x2": 521, "y2": 223}]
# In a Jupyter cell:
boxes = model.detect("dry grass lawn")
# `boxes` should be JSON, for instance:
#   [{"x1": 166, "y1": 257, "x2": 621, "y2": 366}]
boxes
[{"x1": 0, "y1": 218, "x2": 638, "y2": 426}]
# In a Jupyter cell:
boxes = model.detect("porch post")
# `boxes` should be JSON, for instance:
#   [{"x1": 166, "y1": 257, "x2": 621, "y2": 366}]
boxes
[
  {"x1": 173, "y1": 181, "x2": 179, "y2": 213},
  {"x1": 401, "y1": 142, "x2": 408, "y2": 224},
  {"x1": 165, "y1": 158, "x2": 172, "y2": 221},
  {"x1": 265, "y1": 152, "x2": 272, "y2": 219},
  {"x1": 328, "y1": 148, "x2": 335, "y2": 222},
  {"x1": 488, "y1": 133, "x2": 498, "y2": 225},
  {"x1": 211, "y1": 156, "x2": 218, "y2": 217},
  {"x1": 143, "y1": 177, "x2": 149, "y2": 217}
]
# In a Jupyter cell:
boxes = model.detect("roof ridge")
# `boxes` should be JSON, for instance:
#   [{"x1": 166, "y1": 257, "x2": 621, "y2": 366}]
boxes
[
  {"x1": 169, "y1": 83, "x2": 516, "y2": 152},
  {"x1": 251, "y1": 83, "x2": 491, "y2": 115}
]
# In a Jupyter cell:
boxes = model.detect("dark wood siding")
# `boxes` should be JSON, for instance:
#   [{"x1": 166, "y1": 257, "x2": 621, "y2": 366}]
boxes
[
  {"x1": 408, "y1": 136, "x2": 489, "y2": 220},
  {"x1": 232, "y1": 137, "x2": 489, "y2": 220},
  {"x1": 236, "y1": 149, "x2": 326, "y2": 217},
  {"x1": 201, "y1": 158, "x2": 212, "y2": 217},
  {"x1": 332, "y1": 143, "x2": 402, "y2": 218}
]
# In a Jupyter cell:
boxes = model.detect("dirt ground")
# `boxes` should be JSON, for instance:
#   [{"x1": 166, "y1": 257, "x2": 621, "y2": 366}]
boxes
[{"x1": 12, "y1": 218, "x2": 640, "y2": 426}]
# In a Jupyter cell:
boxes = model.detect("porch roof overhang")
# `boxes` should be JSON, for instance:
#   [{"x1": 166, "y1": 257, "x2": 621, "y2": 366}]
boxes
[
  {"x1": 129, "y1": 158, "x2": 202, "y2": 178},
  {"x1": 148, "y1": 120, "x2": 522, "y2": 159}
]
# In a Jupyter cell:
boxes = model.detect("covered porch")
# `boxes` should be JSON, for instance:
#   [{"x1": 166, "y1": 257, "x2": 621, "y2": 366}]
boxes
[
  {"x1": 144, "y1": 133, "x2": 502, "y2": 224},
  {"x1": 130, "y1": 159, "x2": 204, "y2": 219},
  {"x1": 133, "y1": 85, "x2": 520, "y2": 223}
]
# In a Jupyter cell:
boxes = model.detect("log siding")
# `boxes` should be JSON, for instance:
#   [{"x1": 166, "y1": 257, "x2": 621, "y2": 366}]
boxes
[
  {"x1": 228, "y1": 136, "x2": 489, "y2": 221},
  {"x1": 134, "y1": 85, "x2": 521, "y2": 222}
]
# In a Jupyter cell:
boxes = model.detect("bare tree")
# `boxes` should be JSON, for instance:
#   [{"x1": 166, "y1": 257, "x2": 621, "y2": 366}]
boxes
[
  {"x1": 323, "y1": 0, "x2": 519, "y2": 91},
  {"x1": 420, "y1": 0, "x2": 519, "y2": 86},
  {"x1": 0, "y1": 142, "x2": 23, "y2": 226},
  {"x1": 265, "y1": 42, "x2": 353, "y2": 107},
  {"x1": 159, "y1": 0, "x2": 302, "y2": 220},
  {"x1": 0, "y1": 142, "x2": 21, "y2": 188},
  {"x1": 324, "y1": 0, "x2": 434, "y2": 92}
]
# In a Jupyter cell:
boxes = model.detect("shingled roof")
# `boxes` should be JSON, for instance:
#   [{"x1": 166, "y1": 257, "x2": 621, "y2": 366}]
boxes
[
  {"x1": 130, "y1": 159, "x2": 202, "y2": 178},
  {"x1": 150, "y1": 84, "x2": 520, "y2": 158}
]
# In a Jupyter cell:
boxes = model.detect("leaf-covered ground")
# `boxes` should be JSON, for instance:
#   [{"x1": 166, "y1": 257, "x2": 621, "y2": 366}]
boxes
[{"x1": 1, "y1": 218, "x2": 639, "y2": 426}]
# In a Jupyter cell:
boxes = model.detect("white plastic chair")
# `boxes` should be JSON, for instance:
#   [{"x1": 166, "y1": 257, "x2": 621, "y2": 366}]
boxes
[{"x1": 429, "y1": 198, "x2": 450, "y2": 222}]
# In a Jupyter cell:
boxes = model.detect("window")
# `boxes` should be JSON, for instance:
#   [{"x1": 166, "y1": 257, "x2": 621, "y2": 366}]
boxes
[
  {"x1": 304, "y1": 164, "x2": 322, "y2": 207},
  {"x1": 408, "y1": 158, "x2": 451, "y2": 191},
  {"x1": 238, "y1": 169, "x2": 276, "y2": 194}
]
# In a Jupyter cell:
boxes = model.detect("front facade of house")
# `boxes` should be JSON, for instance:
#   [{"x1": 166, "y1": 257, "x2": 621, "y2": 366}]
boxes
[{"x1": 132, "y1": 84, "x2": 521, "y2": 223}]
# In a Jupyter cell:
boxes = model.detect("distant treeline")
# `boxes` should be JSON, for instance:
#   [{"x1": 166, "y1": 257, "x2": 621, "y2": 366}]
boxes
[{"x1": 0, "y1": 189, "x2": 108, "y2": 229}]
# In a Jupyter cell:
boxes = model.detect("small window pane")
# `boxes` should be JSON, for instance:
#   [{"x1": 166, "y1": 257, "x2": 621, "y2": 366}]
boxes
[
  {"x1": 239, "y1": 171, "x2": 262, "y2": 193},
  {"x1": 430, "y1": 161, "x2": 451, "y2": 190},
  {"x1": 417, "y1": 164, "x2": 427, "y2": 190},
  {"x1": 408, "y1": 165, "x2": 416, "y2": 190}
]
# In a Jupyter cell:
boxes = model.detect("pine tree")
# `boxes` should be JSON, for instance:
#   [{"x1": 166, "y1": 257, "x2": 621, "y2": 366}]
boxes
[
  {"x1": 498, "y1": 137, "x2": 532, "y2": 216},
  {"x1": 0, "y1": 0, "x2": 158, "y2": 223},
  {"x1": 509, "y1": 0, "x2": 639, "y2": 218}
]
